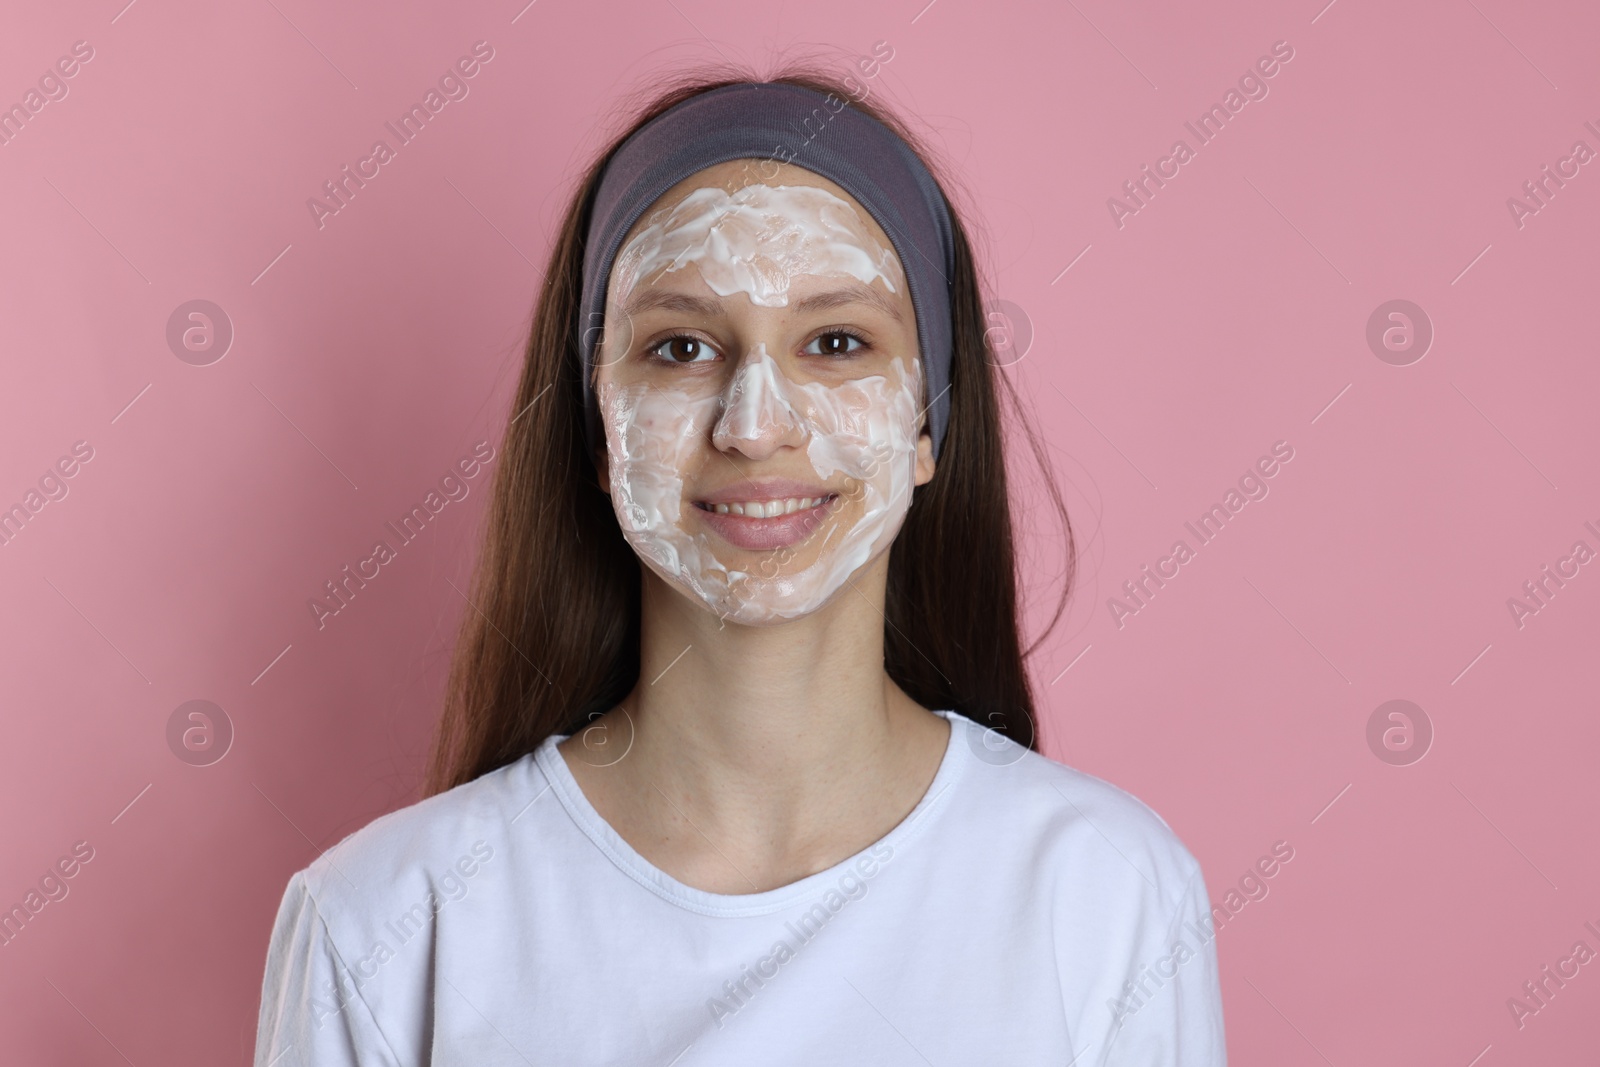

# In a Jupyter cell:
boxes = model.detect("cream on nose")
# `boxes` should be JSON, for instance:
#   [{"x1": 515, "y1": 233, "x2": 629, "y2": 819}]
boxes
[{"x1": 712, "y1": 344, "x2": 807, "y2": 448}]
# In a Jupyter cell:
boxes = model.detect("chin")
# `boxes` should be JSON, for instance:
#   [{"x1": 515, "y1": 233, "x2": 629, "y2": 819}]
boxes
[
  {"x1": 701, "y1": 583, "x2": 846, "y2": 627},
  {"x1": 728, "y1": 532, "x2": 907, "y2": 622},
  {"x1": 636, "y1": 551, "x2": 857, "y2": 627}
]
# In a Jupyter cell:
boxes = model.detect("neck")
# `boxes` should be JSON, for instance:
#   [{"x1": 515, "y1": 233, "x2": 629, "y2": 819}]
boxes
[
  {"x1": 630, "y1": 560, "x2": 900, "y2": 774},
  {"x1": 560, "y1": 554, "x2": 950, "y2": 892}
]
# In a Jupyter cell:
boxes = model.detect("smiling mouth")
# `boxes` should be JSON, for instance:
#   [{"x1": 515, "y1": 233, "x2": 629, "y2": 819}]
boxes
[
  {"x1": 692, "y1": 494, "x2": 838, "y2": 518},
  {"x1": 690, "y1": 493, "x2": 840, "y2": 551}
]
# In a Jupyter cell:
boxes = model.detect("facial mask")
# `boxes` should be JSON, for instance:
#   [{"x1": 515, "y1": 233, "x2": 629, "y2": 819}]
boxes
[{"x1": 598, "y1": 180, "x2": 923, "y2": 624}]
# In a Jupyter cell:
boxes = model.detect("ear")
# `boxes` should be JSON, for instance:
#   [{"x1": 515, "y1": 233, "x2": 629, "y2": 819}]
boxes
[{"x1": 913, "y1": 428, "x2": 936, "y2": 487}]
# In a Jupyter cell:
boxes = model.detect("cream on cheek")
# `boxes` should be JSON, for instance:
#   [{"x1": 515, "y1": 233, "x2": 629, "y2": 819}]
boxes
[
  {"x1": 598, "y1": 382, "x2": 725, "y2": 603},
  {"x1": 768, "y1": 353, "x2": 922, "y2": 614},
  {"x1": 597, "y1": 352, "x2": 921, "y2": 623},
  {"x1": 597, "y1": 180, "x2": 920, "y2": 623}
]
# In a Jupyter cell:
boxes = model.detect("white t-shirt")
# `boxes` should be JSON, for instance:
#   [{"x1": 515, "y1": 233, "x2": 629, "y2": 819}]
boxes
[{"x1": 253, "y1": 710, "x2": 1226, "y2": 1065}]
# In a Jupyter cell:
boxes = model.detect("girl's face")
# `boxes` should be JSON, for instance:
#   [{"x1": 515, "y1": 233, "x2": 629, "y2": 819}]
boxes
[{"x1": 593, "y1": 160, "x2": 936, "y2": 626}]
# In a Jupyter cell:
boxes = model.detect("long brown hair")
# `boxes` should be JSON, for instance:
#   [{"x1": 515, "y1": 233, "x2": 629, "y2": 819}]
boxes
[{"x1": 425, "y1": 64, "x2": 1074, "y2": 795}]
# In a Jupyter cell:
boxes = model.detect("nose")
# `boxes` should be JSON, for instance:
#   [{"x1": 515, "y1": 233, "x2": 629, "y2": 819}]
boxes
[{"x1": 711, "y1": 344, "x2": 808, "y2": 460}]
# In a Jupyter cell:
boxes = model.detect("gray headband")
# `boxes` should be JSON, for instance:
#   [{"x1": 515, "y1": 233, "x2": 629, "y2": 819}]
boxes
[{"x1": 578, "y1": 80, "x2": 957, "y2": 461}]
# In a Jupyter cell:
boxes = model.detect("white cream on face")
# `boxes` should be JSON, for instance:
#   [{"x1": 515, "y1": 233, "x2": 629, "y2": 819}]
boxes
[
  {"x1": 599, "y1": 180, "x2": 922, "y2": 624},
  {"x1": 611, "y1": 184, "x2": 906, "y2": 309}
]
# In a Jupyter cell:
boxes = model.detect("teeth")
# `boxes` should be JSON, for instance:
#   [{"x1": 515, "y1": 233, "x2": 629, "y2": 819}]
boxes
[{"x1": 711, "y1": 496, "x2": 826, "y2": 517}]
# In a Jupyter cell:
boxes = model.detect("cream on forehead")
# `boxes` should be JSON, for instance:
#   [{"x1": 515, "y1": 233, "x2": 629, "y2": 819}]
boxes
[{"x1": 611, "y1": 183, "x2": 905, "y2": 309}]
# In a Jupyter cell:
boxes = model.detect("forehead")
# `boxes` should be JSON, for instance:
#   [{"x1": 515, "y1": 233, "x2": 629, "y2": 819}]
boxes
[{"x1": 612, "y1": 159, "x2": 898, "y2": 269}]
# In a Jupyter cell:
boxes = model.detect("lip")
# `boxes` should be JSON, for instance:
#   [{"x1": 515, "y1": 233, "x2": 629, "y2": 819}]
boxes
[{"x1": 692, "y1": 477, "x2": 840, "y2": 552}]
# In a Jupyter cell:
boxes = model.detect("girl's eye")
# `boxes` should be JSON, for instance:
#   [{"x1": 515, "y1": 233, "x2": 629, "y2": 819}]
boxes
[
  {"x1": 650, "y1": 336, "x2": 719, "y2": 364},
  {"x1": 804, "y1": 331, "x2": 866, "y2": 357}
]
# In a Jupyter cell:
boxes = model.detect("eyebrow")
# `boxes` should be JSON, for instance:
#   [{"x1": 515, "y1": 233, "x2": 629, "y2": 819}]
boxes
[
  {"x1": 792, "y1": 282, "x2": 904, "y2": 323},
  {"x1": 621, "y1": 281, "x2": 903, "y2": 323},
  {"x1": 620, "y1": 290, "x2": 724, "y2": 318}
]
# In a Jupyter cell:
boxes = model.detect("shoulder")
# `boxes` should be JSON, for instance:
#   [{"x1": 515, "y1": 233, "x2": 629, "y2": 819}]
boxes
[
  {"x1": 943, "y1": 712, "x2": 1205, "y2": 915},
  {"x1": 256, "y1": 758, "x2": 551, "y2": 1065},
  {"x1": 285, "y1": 750, "x2": 550, "y2": 940}
]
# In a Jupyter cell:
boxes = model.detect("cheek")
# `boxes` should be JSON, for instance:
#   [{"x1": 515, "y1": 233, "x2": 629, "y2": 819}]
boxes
[
  {"x1": 788, "y1": 364, "x2": 920, "y2": 560},
  {"x1": 600, "y1": 386, "x2": 716, "y2": 530},
  {"x1": 801, "y1": 361, "x2": 922, "y2": 488}
]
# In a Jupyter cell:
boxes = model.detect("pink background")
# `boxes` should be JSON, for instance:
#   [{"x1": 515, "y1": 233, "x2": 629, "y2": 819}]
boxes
[{"x1": 2, "y1": 0, "x2": 1597, "y2": 1061}]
